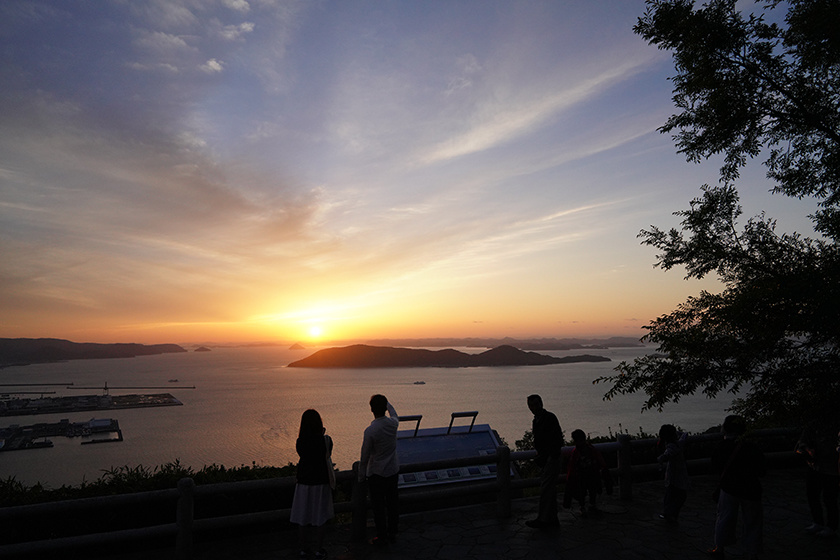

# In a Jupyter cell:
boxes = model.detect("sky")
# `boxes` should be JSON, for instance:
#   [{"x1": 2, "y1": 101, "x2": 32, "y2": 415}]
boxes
[{"x1": 0, "y1": 0, "x2": 818, "y2": 345}]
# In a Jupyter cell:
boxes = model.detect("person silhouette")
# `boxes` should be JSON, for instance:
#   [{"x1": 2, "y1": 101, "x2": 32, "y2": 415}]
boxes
[
  {"x1": 359, "y1": 394, "x2": 400, "y2": 546},
  {"x1": 707, "y1": 415, "x2": 765, "y2": 560},
  {"x1": 525, "y1": 394, "x2": 563, "y2": 530},
  {"x1": 289, "y1": 409, "x2": 334, "y2": 559},
  {"x1": 657, "y1": 424, "x2": 689, "y2": 522}
]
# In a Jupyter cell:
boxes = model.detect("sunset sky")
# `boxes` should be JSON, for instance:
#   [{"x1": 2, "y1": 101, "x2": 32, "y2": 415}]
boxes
[{"x1": 0, "y1": 1, "x2": 817, "y2": 345}]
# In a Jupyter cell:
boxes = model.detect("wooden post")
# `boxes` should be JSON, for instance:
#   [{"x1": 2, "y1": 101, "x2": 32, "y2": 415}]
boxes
[
  {"x1": 350, "y1": 462, "x2": 367, "y2": 542},
  {"x1": 176, "y1": 477, "x2": 195, "y2": 560},
  {"x1": 496, "y1": 446, "x2": 512, "y2": 518},
  {"x1": 617, "y1": 434, "x2": 632, "y2": 500}
]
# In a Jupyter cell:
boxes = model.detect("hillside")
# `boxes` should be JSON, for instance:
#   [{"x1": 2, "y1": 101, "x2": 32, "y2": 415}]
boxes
[
  {"x1": 0, "y1": 338, "x2": 187, "y2": 367},
  {"x1": 361, "y1": 336, "x2": 642, "y2": 350},
  {"x1": 287, "y1": 344, "x2": 610, "y2": 368}
]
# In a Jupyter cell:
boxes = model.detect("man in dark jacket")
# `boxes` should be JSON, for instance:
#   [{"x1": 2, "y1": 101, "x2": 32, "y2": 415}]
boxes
[{"x1": 526, "y1": 394, "x2": 564, "y2": 530}]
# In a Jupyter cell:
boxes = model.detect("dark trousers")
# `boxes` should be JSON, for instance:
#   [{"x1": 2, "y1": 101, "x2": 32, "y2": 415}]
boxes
[
  {"x1": 806, "y1": 468, "x2": 839, "y2": 530},
  {"x1": 369, "y1": 474, "x2": 399, "y2": 539},
  {"x1": 537, "y1": 455, "x2": 561, "y2": 523},
  {"x1": 663, "y1": 485, "x2": 687, "y2": 519}
]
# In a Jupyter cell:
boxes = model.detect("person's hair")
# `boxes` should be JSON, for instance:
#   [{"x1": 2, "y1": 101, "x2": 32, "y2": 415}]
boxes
[
  {"x1": 571, "y1": 429, "x2": 586, "y2": 444},
  {"x1": 298, "y1": 409, "x2": 324, "y2": 439},
  {"x1": 722, "y1": 415, "x2": 746, "y2": 436},
  {"x1": 370, "y1": 394, "x2": 388, "y2": 416},
  {"x1": 527, "y1": 394, "x2": 543, "y2": 407},
  {"x1": 659, "y1": 424, "x2": 677, "y2": 443}
]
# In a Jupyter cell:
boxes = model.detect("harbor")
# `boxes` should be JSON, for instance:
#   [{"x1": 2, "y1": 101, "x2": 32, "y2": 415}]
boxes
[
  {"x1": 0, "y1": 392, "x2": 184, "y2": 417},
  {"x1": 0, "y1": 418, "x2": 122, "y2": 452}
]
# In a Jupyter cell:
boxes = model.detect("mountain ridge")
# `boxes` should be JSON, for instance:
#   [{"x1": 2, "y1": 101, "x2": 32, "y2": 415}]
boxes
[
  {"x1": 287, "y1": 344, "x2": 610, "y2": 368},
  {"x1": 0, "y1": 338, "x2": 187, "y2": 368}
]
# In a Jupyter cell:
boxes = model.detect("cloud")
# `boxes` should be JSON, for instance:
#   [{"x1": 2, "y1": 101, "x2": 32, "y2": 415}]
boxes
[
  {"x1": 417, "y1": 59, "x2": 652, "y2": 166},
  {"x1": 0, "y1": 85, "x2": 329, "y2": 329},
  {"x1": 219, "y1": 21, "x2": 255, "y2": 41},
  {"x1": 199, "y1": 58, "x2": 225, "y2": 73},
  {"x1": 128, "y1": 1, "x2": 198, "y2": 30},
  {"x1": 223, "y1": 0, "x2": 251, "y2": 14},
  {"x1": 445, "y1": 54, "x2": 482, "y2": 95},
  {"x1": 134, "y1": 30, "x2": 192, "y2": 54}
]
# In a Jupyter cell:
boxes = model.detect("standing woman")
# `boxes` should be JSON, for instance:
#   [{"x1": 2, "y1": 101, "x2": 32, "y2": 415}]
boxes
[{"x1": 290, "y1": 409, "x2": 335, "y2": 559}]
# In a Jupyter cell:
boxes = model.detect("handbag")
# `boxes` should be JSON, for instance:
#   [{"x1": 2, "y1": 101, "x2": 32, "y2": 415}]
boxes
[{"x1": 325, "y1": 434, "x2": 336, "y2": 490}]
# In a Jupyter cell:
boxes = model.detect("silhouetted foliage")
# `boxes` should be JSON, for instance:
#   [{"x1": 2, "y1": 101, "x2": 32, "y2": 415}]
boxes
[
  {"x1": 596, "y1": 0, "x2": 840, "y2": 425},
  {"x1": 0, "y1": 460, "x2": 297, "y2": 507}
]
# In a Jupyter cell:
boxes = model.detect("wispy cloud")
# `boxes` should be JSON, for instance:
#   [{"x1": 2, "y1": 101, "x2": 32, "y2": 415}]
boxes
[{"x1": 416, "y1": 59, "x2": 653, "y2": 166}]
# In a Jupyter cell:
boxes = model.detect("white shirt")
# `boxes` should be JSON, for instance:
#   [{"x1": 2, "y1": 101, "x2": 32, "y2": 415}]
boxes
[{"x1": 359, "y1": 402, "x2": 399, "y2": 480}]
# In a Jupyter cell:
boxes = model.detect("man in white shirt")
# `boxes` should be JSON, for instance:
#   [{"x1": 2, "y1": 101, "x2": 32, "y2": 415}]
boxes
[{"x1": 359, "y1": 394, "x2": 400, "y2": 545}]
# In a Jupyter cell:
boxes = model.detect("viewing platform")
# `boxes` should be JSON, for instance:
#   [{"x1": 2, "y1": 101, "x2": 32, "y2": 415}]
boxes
[
  {"x1": 95, "y1": 467, "x2": 833, "y2": 560},
  {"x1": 1, "y1": 421, "x2": 832, "y2": 560}
]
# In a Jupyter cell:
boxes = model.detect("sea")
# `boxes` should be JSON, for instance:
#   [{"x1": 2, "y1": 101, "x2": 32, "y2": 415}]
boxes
[{"x1": 0, "y1": 345, "x2": 735, "y2": 488}]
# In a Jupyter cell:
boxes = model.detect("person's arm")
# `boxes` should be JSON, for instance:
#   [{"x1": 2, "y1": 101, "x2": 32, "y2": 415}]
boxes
[
  {"x1": 593, "y1": 445, "x2": 607, "y2": 470},
  {"x1": 386, "y1": 401, "x2": 398, "y2": 420},
  {"x1": 658, "y1": 442, "x2": 681, "y2": 463},
  {"x1": 359, "y1": 432, "x2": 371, "y2": 482}
]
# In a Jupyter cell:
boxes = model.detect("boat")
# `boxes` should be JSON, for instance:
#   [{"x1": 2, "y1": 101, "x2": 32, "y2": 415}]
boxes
[{"x1": 413, "y1": 381, "x2": 426, "y2": 385}]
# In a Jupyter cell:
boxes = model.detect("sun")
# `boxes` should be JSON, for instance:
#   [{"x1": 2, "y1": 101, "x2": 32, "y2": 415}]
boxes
[{"x1": 308, "y1": 325, "x2": 324, "y2": 339}]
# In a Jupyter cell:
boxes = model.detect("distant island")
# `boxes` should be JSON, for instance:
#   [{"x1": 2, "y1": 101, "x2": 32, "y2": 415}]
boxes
[
  {"x1": 287, "y1": 344, "x2": 610, "y2": 368},
  {"x1": 362, "y1": 336, "x2": 643, "y2": 350},
  {"x1": 0, "y1": 338, "x2": 187, "y2": 368}
]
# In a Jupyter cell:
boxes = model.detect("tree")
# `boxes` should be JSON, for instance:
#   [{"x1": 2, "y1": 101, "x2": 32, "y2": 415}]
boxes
[{"x1": 596, "y1": 0, "x2": 840, "y2": 425}]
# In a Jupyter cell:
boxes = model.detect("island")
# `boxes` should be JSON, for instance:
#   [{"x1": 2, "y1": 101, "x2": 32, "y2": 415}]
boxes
[
  {"x1": 287, "y1": 344, "x2": 610, "y2": 368},
  {"x1": 362, "y1": 336, "x2": 642, "y2": 350},
  {"x1": 0, "y1": 338, "x2": 187, "y2": 368}
]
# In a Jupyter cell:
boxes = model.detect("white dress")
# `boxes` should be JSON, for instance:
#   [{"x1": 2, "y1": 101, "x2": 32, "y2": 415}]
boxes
[{"x1": 289, "y1": 434, "x2": 335, "y2": 526}]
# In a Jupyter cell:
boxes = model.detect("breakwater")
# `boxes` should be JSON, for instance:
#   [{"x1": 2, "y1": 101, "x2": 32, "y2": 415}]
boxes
[
  {"x1": 0, "y1": 418, "x2": 122, "y2": 452},
  {"x1": 0, "y1": 393, "x2": 183, "y2": 417}
]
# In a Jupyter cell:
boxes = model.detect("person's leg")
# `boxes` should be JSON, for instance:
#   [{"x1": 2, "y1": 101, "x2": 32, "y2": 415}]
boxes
[
  {"x1": 805, "y1": 468, "x2": 825, "y2": 526},
  {"x1": 805, "y1": 468, "x2": 825, "y2": 525},
  {"x1": 368, "y1": 475, "x2": 387, "y2": 541},
  {"x1": 673, "y1": 487, "x2": 687, "y2": 518},
  {"x1": 297, "y1": 524, "x2": 307, "y2": 552},
  {"x1": 663, "y1": 485, "x2": 675, "y2": 518},
  {"x1": 315, "y1": 523, "x2": 326, "y2": 551},
  {"x1": 537, "y1": 456, "x2": 561, "y2": 523},
  {"x1": 714, "y1": 490, "x2": 739, "y2": 549},
  {"x1": 740, "y1": 497, "x2": 764, "y2": 558},
  {"x1": 385, "y1": 473, "x2": 399, "y2": 538},
  {"x1": 820, "y1": 472, "x2": 839, "y2": 531},
  {"x1": 663, "y1": 486, "x2": 686, "y2": 519}
]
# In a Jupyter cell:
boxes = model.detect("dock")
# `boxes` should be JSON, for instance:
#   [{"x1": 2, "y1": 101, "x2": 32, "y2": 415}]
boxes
[
  {"x1": 0, "y1": 393, "x2": 183, "y2": 417},
  {"x1": 0, "y1": 418, "x2": 122, "y2": 452}
]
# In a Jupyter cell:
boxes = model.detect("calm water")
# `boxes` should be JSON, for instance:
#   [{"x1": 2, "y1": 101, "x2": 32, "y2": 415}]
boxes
[{"x1": 0, "y1": 345, "x2": 733, "y2": 487}]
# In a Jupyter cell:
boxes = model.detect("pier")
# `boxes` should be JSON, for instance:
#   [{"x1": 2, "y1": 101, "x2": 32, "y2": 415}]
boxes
[
  {"x1": 0, "y1": 393, "x2": 183, "y2": 417},
  {"x1": 0, "y1": 418, "x2": 122, "y2": 452}
]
